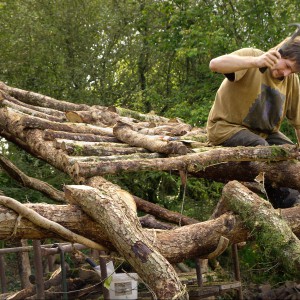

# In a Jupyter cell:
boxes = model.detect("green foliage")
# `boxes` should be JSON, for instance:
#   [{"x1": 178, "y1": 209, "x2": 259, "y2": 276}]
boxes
[
  {"x1": 239, "y1": 242, "x2": 297, "y2": 285},
  {"x1": 0, "y1": 140, "x2": 71, "y2": 203},
  {"x1": 107, "y1": 172, "x2": 223, "y2": 221}
]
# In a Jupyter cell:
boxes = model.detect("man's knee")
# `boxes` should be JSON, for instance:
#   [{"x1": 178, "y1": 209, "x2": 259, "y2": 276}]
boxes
[{"x1": 222, "y1": 130, "x2": 268, "y2": 147}]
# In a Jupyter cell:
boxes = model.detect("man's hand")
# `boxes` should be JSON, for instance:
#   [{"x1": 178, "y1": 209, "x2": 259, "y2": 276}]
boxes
[{"x1": 256, "y1": 50, "x2": 281, "y2": 69}]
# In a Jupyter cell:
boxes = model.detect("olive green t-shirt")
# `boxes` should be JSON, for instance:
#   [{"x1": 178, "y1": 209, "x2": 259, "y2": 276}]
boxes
[{"x1": 207, "y1": 48, "x2": 300, "y2": 145}]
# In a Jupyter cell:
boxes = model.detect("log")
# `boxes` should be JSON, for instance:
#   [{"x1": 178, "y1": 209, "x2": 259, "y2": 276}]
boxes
[
  {"x1": 216, "y1": 180, "x2": 300, "y2": 276},
  {"x1": 43, "y1": 129, "x2": 120, "y2": 143},
  {"x1": 0, "y1": 199, "x2": 300, "y2": 262},
  {"x1": 115, "y1": 106, "x2": 170, "y2": 123},
  {"x1": 0, "y1": 196, "x2": 106, "y2": 251},
  {"x1": 71, "y1": 144, "x2": 299, "y2": 178},
  {"x1": 138, "y1": 123, "x2": 192, "y2": 136},
  {"x1": 0, "y1": 96, "x2": 65, "y2": 122},
  {"x1": 0, "y1": 82, "x2": 90, "y2": 111},
  {"x1": 0, "y1": 107, "x2": 113, "y2": 137},
  {"x1": 65, "y1": 108, "x2": 120, "y2": 126},
  {"x1": 85, "y1": 176, "x2": 199, "y2": 225},
  {"x1": 192, "y1": 160, "x2": 300, "y2": 190},
  {"x1": 54, "y1": 139, "x2": 149, "y2": 157},
  {"x1": 113, "y1": 120, "x2": 189, "y2": 155},
  {"x1": 0, "y1": 90, "x2": 67, "y2": 119},
  {"x1": 64, "y1": 185, "x2": 188, "y2": 299},
  {"x1": 63, "y1": 153, "x2": 165, "y2": 166},
  {"x1": 133, "y1": 194, "x2": 198, "y2": 226}
]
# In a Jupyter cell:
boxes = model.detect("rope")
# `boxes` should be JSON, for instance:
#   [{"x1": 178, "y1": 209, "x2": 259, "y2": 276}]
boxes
[
  {"x1": 10, "y1": 214, "x2": 22, "y2": 238},
  {"x1": 179, "y1": 170, "x2": 187, "y2": 227},
  {"x1": 172, "y1": 284, "x2": 187, "y2": 299}
]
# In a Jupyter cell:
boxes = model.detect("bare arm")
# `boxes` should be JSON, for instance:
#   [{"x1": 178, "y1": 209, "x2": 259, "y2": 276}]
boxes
[{"x1": 209, "y1": 50, "x2": 281, "y2": 74}]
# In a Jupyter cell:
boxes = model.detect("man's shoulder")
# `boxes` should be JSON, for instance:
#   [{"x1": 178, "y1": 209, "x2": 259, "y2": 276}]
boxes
[{"x1": 231, "y1": 48, "x2": 264, "y2": 57}]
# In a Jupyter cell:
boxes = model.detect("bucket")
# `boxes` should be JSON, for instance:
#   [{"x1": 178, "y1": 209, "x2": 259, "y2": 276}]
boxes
[{"x1": 109, "y1": 272, "x2": 138, "y2": 300}]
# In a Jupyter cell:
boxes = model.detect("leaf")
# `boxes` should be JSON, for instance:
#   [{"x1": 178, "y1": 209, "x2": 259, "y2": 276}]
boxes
[{"x1": 103, "y1": 275, "x2": 113, "y2": 290}]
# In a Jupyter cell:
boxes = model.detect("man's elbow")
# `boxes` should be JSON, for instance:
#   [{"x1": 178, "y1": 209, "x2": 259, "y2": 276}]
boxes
[{"x1": 209, "y1": 58, "x2": 219, "y2": 72}]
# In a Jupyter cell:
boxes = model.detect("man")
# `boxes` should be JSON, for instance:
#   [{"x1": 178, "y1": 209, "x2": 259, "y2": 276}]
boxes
[{"x1": 207, "y1": 38, "x2": 300, "y2": 208}]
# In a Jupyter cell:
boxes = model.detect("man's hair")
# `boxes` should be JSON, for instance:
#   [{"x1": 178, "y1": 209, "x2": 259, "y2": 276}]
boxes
[{"x1": 278, "y1": 37, "x2": 300, "y2": 71}]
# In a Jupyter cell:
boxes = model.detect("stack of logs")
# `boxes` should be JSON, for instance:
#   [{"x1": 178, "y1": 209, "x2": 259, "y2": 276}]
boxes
[{"x1": 0, "y1": 81, "x2": 299, "y2": 299}]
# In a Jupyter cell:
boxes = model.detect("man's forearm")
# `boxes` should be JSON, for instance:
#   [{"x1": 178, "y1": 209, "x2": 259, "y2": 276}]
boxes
[
  {"x1": 209, "y1": 55, "x2": 259, "y2": 74},
  {"x1": 209, "y1": 50, "x2": 281, "y2": 74}
]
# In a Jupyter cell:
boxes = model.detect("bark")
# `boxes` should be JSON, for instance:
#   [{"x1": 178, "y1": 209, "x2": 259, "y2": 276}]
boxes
[
  {"x1": 192, "y1": 160, "x2": 300, "y2": 190},
  {"x1": 0, "y1": 96, "x2": 65, "y2": 122},
  {"x1": 216, "y1": 180, "x2": 300, "y2": 276},
  {"x1": 113, "y1": 120, "x2": 189, "y2": 155},
  {"x1": 71, "y1": 144, "x2": 299, "y2": 178},
  {"x1": 65, "y1": 109, "x2": 120, "y2": 126},
  {"x1": 43, "y1": 129, "x2": 120, "y2": 143},
  {"x1": 115, "y1": 106, "x2": 170, "y2": 123},
  {"x1": 55, "y1": 138, "x2": 149, "y2": 156},
  {"x1": 0, "y1": 196, "x2": 106, "y2": 251},
  {"x1": 138, "y1": 123, "x2": 193, "y2": 136},
  {"x1": 0, "y1": 155, "x2": 65, "y2": 203},
  {"x1": 0, "y1": 90, "x2": 67, "y2": 119},
  {"x1": 0, "y1": 82, "x2": 89, "y2": 111},
  {"x1": 64, "y1": 185, "x2": 188, "y2": 299}
]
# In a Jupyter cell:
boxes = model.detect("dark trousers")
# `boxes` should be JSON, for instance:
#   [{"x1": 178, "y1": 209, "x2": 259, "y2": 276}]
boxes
[{"x1": 221, "y1": 129, "x2": 300, "y2": 208}]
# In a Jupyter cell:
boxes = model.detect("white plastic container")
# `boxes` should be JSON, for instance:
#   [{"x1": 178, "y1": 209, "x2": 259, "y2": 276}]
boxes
[
  {"x1": 109, "y1": 273, "x2": 139, "y2": 300},
  {"x1": 93, "y1": 261, "x2": 115, "y2": 277}
]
